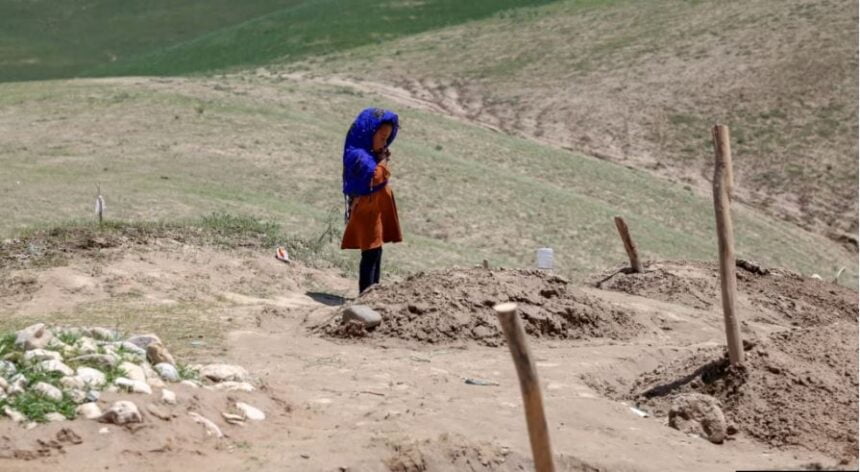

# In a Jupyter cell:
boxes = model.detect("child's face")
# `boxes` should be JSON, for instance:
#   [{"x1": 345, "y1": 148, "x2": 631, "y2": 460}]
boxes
[{"x1": 372, "y1": 123, "x2": 393, "y2": 153}]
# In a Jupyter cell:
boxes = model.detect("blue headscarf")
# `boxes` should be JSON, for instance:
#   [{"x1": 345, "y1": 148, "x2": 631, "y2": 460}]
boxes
[{"x1": 342, "y1": 107, "x2": 399, "y2": 196}]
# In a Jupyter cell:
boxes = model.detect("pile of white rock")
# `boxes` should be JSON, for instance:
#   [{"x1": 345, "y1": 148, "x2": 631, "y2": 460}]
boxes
[{"x1": 0, "y1": 323, "x2": 260, "y2": 428}]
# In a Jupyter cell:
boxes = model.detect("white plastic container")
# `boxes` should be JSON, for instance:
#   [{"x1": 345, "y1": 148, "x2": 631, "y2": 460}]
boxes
[{"x1": 536, "y1": 248, "x2": 554, "y2": 270}]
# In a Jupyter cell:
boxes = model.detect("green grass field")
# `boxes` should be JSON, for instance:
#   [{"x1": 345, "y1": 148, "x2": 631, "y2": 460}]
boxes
[
  {"x1": 0, "y1": 0, "x2": 556, "y2": 82},
  {"x1": 0, "y1": 76, "x2": 854, "y2": 286}
]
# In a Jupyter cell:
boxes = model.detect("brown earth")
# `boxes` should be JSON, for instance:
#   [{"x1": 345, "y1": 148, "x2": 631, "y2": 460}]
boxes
[
  {"x1": 632, "y1": 322, "x2": 859, "y2": 463},
  {"x1": 0, "y1": 234, "x2": 855, "y2": 471},
  {"x1": 320, "y1": 267, "x2": 642, "y2": 346}
]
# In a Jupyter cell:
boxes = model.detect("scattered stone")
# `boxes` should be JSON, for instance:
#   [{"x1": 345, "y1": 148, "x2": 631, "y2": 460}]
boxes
[
  {"x1": 15, "y1": 323, "x2": 53, "y2": 351},
  {"x1": 105, "y1": 385, "x2": 119, "y2": 393},
  {"x1": 99, "y1": 401, "x2": 142, "y2": 425},
  {"x1": 76, "y1": 337, "x2": 98, "y2": 354},
  {"x1": 69, "y1": 354, "x2": 118, "y2": 369},
  {"x1": 221, "y1": 412, "x2": 245, "y2": 425},
  {"x1": 7, "y1": 376, "x2": 27, "y2": 396},
  {"x1": 160, "y1": 389, "x2": 177, "y2": 405},
  {"x1": 154, "y1": 363, "x2": 180, "y2": 382},
  {"x1": 89, "y1": 327, "x2": 116, "y2": 341},
  {"x1": 342, "y1": 305, "x2": 382, "y2": 329},
  {"x1": 199, "y1": 364, "x2": 248, "y2": 383},
  {"x1": 33, "y1": 382, "x2": 63, "y2": 402},
  {"x1": 98, "y1": 427, "x2": 110, "y2": 434},
  {"x1": 4, "y1": 407, "x2": 25, "y2": 423},
  {"x1": 85, "y1": 390, "x2": 100, "y2": 403},
  {"x1": 115, "y1": 377, "x2": 153, "y2": 395},
  {"x1": 147, "y1": 376, "x2": 165, "y2": 389},
  {"x1": 668, "y1": 393, "x2": 728, "y2": 444},
  {"x1": 76, "y1": 367, "x2": 106, "y2": 387},
  {"x1": 0, "y1": 360, "x2": 17, "y2": 377},
  {"x1": 67, "y1": 389, "x2": 86, "y2": 404},
  {"x1": 146, "y1": 343, "x2": 176, "y2": 366},
  {"x1": 120, "y1": 341, "x2": 147, "y2": 357},
  {"x1": 189, "y1": 412, "x2": 223, "y2": 438},
  {"x1": 125, "y1": 334, "x2": 162, "y2": 350},
  {"x1": 0, "y1": 377, "x2": 8, "y2": 391},
  {"x1": 39, "y1": 359, "x2": 74, "y2": 377},
  {"x1": 76, "y1": 403, "x2": 102, "y2": 420},
  {"x1": 726, "y1": 422, "x2": 739, "y2": 436},
  {"x1": 236, "y1": 402, "x2": 265, "y2": 421},
  {"x1": 119, "y1": 361, "x2": 146, "y2": 383},
  {"x1": 211, "y1": 381, "x2": 255, "y2": 392},
  {"x1": 146, "y1": 404, "x2": 172, "y2": 421},
  {"x1": 180, "y1": 380, "x2": 199, "y2": 389},
  {"x1": 24, "y1": 349, "x2": 62, "y2": 363},
  {"x1": 61, "y1": 375, "x2": 85, "y2": 390},
  {"x1": 45, "y1": 412, "x2": 66, "y2": 422}
]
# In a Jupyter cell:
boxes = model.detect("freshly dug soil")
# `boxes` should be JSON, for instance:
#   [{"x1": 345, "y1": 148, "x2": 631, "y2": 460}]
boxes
[
  {"x1": 631, "y1": 322, "x2": 859, "y2": 461},
  {"x1": 322, "y1": 267, "x2": 643, "y2": 346},
  {"x1": 596, "y1": 260, "x2": 857, "y2": 327}
]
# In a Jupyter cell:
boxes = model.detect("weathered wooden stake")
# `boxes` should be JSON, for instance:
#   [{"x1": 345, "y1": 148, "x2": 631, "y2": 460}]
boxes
[
  {"x1": 494, "y1": 302, "x2": 555, "y2": 472},
  {"x1": 95, "y1": 184, "x2": 105, "y2": 226},
  {"x1": 711, "y1": 124, "x2": 744, "y2": 366},
  {"x1": 613, "y1": 216, "x2": 642, "y2": 273}
]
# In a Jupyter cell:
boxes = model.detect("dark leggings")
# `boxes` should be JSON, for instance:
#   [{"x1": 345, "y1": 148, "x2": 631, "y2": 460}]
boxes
[{"x1": 359, "y1": 247, "x2": 383, "y2": 293}]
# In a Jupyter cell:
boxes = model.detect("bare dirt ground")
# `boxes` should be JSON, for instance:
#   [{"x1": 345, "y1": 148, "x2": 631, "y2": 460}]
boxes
[{"x1": 0, "y1": 239, "x2": 855, "y2": 471}]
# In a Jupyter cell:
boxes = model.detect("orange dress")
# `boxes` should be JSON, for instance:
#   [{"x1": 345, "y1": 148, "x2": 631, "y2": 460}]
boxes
[{"x1": 341, "y1": 161, "x2": 402, "y2": 250}]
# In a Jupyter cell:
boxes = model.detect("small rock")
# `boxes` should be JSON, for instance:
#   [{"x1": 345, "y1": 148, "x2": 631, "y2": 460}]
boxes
[
  {"x1": 7, "y1": 376, "x2": 27, "y2": 396},
  {"x1": 0, "y1": 377, "x2": 8, "y2": 391},
  {"x1": 472, "y1": 326, "x2": 494, "y2": 339},
  {"x1": 24, "y1": 349, "x2": 62, "y2": 363},
  {"x1": 160, "y1": 389, "x2": 177, "y2": 405},
  {"x1": 60, "y1": 376, "x2": 86, "y2": 390},
  {"x1": 45, "y1": 412, "x2": 66, "y2": 422},
  {"x1": 0, "y1": 360, "x2": 17, "y2": 377},
  {"x1": 76, "y1": 337, "x2": 98, "y2": 354},
  {"x1": 189, "y1": 412, "x2": 223, "y2": 438},
  {"x1": 67, "y1": 389, "x2": 86, "y2": 404},
  {"x1": 119, "y1": 362, "x2": 147, "y2": 383},
  {"x1": 70, "y1": 354, "x2": 118, "y2": 369},
  {"x1": 120, "y1": 341, "x2": 146, "y2": 357},
  {"x1": 85, "y1": 390, "x2": 100, "y2": 403},
  {"x1": 146, "y1": 343, "x2": 176, "y2": 366},
  {"x1": 76, "y1": 367, "x2": 106, "y2": 387},
  {"x1": 147, "y1": 376, "x2": 165, "y2": 389},
  {"x1": 15, "y1": 323, "x2": 53, "y2": 351},
  {"x1": 199, "y1": 364, "x2": 248, "y2": 383},
  {"x1": 180, "y1": 380, "x2": 199, "y2": 389},
  {"x1": 76, "y1": 403, "x2": 102, "y2": 419},
  {"x1": 115, "y1": 377, "x2": 152, "y2": 395},
  {"x1": 125, "y1": 334, "x2": 162, "y2": 350},
  {"x1": 33, "y1": 382, "x2": 63, "y2": 402},
  {"x1": 39, "y1": 359, "x2": 74, "y2": 377},
  {"x1": 342, "y1": 305, "x2": 382, "y2": 329},
  {"x1": 89, "y1": 327, "x2": 116, "y2": 341},
  {"x1": 221, "y1": 412, "x2": 245, "y2": 425},
  {"x1": 98, "y1": 427, "x2": 110, "y2": 434},
  {"x1": 4, "y1": 407, "x2": 25, "y2": 423},
  {"x1": 56, "y1": 427, "x2": 83, "y2": 444},
  {"x1": 99, "y1": 401, "x2": 142, "y2": 425},
  {"x1": 146, "y1": 404, "x2": 172, "y2": 421},
  {"x1": 154, "y1": 363, "x2": 180, "y2": 382},
  {"x1": 726, "y1": 422, "x2": 739, "y2": 436},
  {"x1": 668, "y1": 393, "x2": 728, "y2": 444},
  {"x1": 235, "y1": 402, "x2": 265, "y2": 421},
  {"x1": 211, "y1": 381, "x2": 255, "y2": 392}
]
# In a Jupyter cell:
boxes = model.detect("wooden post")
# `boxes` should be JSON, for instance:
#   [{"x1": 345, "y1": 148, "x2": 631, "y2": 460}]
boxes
[
  {"x1": 711, "y1": 124, "x2": 744, "y2": 366},
  {"x1": 613, "y1": 217, "x2": 642, "y2": 273},
  {"x1": 494, "y1": 302, "x2": 555, "y2": 472}
]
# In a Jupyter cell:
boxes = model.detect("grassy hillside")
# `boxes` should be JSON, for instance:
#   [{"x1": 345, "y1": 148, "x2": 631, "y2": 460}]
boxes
[
  {"x1": 0, "y1": 76, "x2": 854, "y2": 286},
  {"x1": 0, "y1": 0, "x2": 298, "y2": 82},
  {"x1": 291, "y1": 0, "x2": 859, "y2": 244},
  {"x1": 0, "y1": 0, "x2": 555, "y2": 82}
]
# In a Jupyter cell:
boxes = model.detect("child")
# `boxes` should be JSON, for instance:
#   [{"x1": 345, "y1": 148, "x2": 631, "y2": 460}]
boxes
[{"x1": 341, "y1": 108, "x2": 402, "y2": 293}]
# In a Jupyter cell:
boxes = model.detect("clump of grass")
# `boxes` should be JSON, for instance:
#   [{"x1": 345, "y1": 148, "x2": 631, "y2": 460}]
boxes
[
  {"x1": 176, "y1": 363, "x2": 199, "y2": 381},
  {"x1": 0, "y1": 333, "x2": 16, "y2": 359},
  {"x1": 0, "y1": 391, "x2": 77, "y2": 422},
  {"x1": 56, "y1": 330, "x2": 81, "y2": 346}
]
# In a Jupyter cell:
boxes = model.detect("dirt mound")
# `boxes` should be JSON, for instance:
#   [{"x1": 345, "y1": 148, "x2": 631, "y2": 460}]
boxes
[
  {"x1": 596, "y1": 261, "x2": 857, "y2": 327},
  {"x1": 322, "y1": 267, "x2": 642, "y2": 346},
  {"x1": 631, "y1": 322, "x2": 859, "y2": 461}
]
